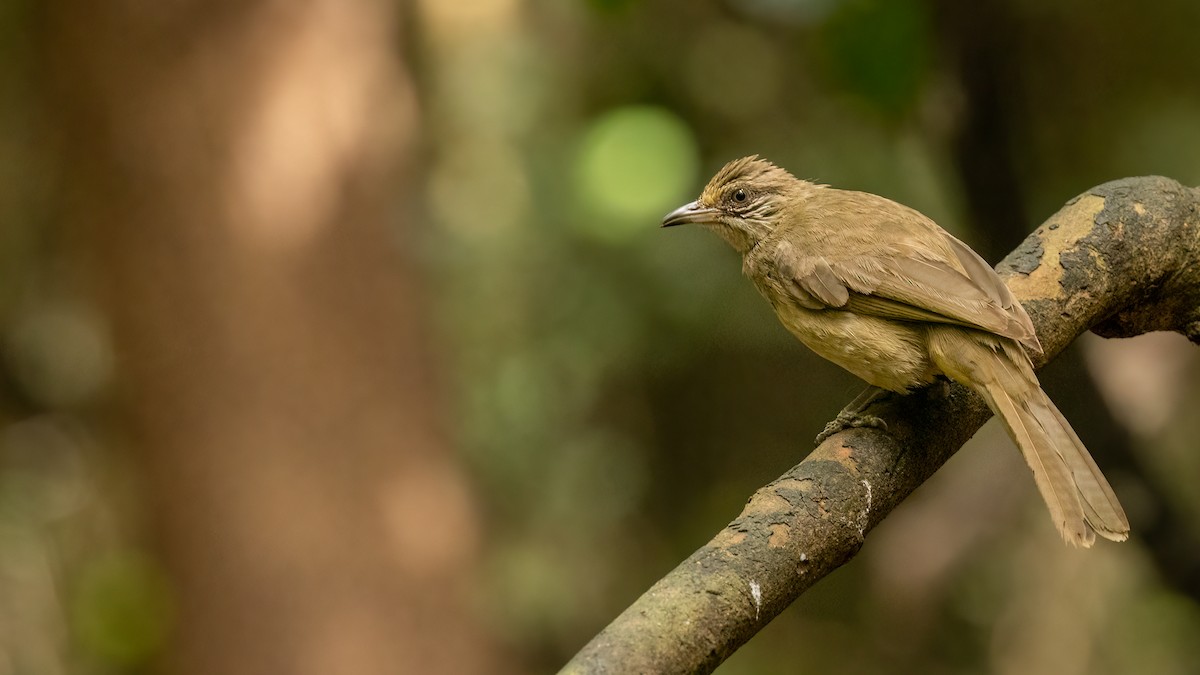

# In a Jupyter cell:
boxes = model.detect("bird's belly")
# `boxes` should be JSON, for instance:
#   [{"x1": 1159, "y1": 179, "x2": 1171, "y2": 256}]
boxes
[{"x1": 776, "y1": 308, "x2": 938, "y2": 393}]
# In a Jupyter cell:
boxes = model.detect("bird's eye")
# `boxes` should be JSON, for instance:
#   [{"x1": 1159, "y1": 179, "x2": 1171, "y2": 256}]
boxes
[{"x1": 733, "y1": 188, "x2": 748, "y2": 203}]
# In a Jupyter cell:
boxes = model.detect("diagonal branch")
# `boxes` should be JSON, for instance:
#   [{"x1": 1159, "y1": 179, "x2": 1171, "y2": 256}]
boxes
[{"x1": 561, "y1": 176, "x2": 1200, "y2": 675}]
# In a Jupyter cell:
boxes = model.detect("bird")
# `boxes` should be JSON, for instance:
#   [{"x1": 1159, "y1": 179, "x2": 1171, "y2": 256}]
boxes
[{"x1": 662, "y1": 155, "x2": 1129, "y2": 547}]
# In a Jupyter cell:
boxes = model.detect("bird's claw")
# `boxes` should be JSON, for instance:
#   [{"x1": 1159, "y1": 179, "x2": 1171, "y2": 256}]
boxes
[{"x1": 814, "y1": 411, "x2": 888, "y2": 445}]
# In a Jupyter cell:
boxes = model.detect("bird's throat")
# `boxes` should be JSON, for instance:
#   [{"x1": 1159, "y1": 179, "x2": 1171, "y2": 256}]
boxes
[{"x1": 708, "y1": 218, "x2": 773, "y2": 255}]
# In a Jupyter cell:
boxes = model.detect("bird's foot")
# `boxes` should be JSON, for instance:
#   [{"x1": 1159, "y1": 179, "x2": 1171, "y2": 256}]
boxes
[{"x1": 814, "y1": 411, "x2": 888, "y2": 445}]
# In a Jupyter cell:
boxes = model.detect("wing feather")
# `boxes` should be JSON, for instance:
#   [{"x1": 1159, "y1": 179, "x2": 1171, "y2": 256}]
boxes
[
  {"x1": 799, "y1": 259, "x2": 850, "y2": 307},
  {"x1": 767, "y1": 216, "x2": 1040, "y2": 351}
]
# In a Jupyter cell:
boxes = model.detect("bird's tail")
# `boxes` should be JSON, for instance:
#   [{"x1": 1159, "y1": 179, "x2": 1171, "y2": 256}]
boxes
[{"x1": 928, "y1": 328, "x2": 1129, "y2": 547}]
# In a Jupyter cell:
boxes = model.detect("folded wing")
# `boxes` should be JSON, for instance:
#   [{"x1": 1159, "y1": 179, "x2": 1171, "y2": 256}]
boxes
[{"x1": 770, "y1": 222, "x2": 1042, "y2": 353}]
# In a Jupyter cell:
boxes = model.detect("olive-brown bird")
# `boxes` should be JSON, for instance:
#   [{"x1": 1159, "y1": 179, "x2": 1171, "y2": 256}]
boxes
[{"x1": 663, "y1": 155, "x2": 1128, "y2": 547}]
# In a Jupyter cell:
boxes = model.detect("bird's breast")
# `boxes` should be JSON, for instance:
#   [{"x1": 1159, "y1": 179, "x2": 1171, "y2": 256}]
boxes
[{"x1": 770, "y1": 302, "x2": 939, "y2": 393}]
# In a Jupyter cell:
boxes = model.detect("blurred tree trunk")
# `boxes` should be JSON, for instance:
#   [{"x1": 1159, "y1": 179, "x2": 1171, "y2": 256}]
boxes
[{"x1": 43, "y1": 2, "x2": 498, "y2": 673}]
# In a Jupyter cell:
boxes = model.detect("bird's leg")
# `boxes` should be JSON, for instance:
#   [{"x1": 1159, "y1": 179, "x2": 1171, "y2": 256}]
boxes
[{"x1": 815, "y1": 386, "x2": 889, "y2": 445}]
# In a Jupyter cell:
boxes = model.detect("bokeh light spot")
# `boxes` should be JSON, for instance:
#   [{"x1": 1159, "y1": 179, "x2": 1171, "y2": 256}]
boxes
[
  {"x1": 574, "y1": 106, "x2": 698, "y2": 239},
  {"x1": 5, "y1": 305, "x2": 113, "y2": 408}
]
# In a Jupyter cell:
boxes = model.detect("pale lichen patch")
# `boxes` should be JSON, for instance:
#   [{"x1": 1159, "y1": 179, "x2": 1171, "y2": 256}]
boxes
[
  {"x1": 712, "y1": 529, "x2": 747, "y2": 547},
  {"x1": 767, "y1": 523, "x2": 790, "y2": 548},
  {"x1": 1006, "y1": 194, "x2": 1106, "y2": 301},
  {"x1": 741, "y1": 491, "x2": 793, "y2": 517},
  {"x1": 857, "y1": 479, "x2": 873, "y2": 539}
]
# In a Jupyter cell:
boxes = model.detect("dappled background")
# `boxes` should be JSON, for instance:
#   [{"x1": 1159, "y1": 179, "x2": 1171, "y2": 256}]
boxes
[{"x1": 2, "y1": 0, "x2": 1200, "y2": 673}]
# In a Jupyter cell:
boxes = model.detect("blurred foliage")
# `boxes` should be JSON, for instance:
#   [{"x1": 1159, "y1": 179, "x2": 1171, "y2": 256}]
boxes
[
  {"x1": 820, "y1": 0, "x2": 932, "y2": 116},
  {"x1": 1, "y1": 0, "x2": 1200, "y2": 673},
  {"x1": 70, "y1": 551, "x2": 173, "y2": 666}
]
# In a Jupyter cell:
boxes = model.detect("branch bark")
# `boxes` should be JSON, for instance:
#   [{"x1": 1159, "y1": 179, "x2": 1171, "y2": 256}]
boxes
[{"x1": 562, "y1": 176, "x2": 1200, "y2": 675}]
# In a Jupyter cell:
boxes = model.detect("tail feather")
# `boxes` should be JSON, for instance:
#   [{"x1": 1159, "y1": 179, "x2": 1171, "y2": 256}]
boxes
[
  {"x1": 982, "y1": 376, "x2": 1093, "y2": 546},
  {"x1": 928, "y1": 329, "x2": 1130, "y2": 547},
  {"x1": 1035, "y1": 399, "x2": 1129, "y2": 541}
]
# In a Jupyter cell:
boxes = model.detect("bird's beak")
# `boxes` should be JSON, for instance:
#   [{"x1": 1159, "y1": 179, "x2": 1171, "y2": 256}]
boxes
[{"x1": 662, "y1": 201, "x2": 718, "y2": 228}]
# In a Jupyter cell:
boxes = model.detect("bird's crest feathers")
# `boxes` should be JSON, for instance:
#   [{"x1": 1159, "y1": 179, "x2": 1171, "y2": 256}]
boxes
[{"x1": 700, "y1": 155, "x2": 798, "y2": 205}]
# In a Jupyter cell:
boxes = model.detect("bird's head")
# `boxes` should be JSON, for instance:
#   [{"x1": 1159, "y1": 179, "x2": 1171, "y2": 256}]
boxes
[{"x1": 662, "y1": 155, "x2": 807, "y2": 254}]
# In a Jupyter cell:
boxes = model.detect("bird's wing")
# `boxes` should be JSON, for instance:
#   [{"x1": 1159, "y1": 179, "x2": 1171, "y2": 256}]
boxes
[
  {"x1": 770, "y1": 230, "x2": 1042, "y2": 353},
  {"x1": 938, "y1": 232, "x2": 1041, "y2": 353}
]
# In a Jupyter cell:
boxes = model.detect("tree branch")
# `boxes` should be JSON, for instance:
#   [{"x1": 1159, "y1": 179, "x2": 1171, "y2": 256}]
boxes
[{"x1": 561, "y1": 176, "x2": 1200, "y2": 675}]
